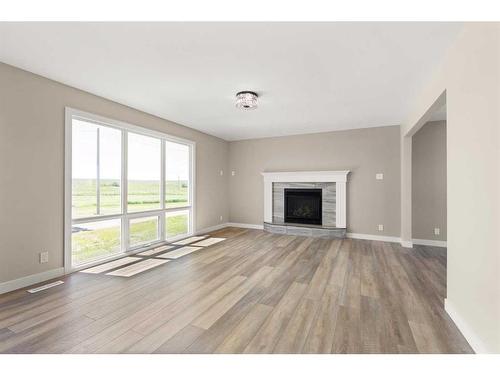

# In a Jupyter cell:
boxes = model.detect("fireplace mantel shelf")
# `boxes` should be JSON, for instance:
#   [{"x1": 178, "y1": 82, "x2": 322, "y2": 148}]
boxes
[
  {"x1": 261, "y1": 170, "x2": 350, "y2": 229},
  {"x1": 261, "y1": 170, "x2": 350, "y2": 183}
]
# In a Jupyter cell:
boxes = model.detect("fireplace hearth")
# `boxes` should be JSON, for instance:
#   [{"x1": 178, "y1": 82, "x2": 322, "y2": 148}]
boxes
[{"x1": 284, "y1": 188, "x2": 322, "y2": 225}]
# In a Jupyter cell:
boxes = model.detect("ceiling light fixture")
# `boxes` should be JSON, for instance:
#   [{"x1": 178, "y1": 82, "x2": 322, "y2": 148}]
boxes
[{"x1": 235, "y1": 91, "x2": 258, "y2": 110}]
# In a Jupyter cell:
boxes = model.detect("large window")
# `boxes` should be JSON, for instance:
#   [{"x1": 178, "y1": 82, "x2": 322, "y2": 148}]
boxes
[{"x1": 65, "y1": 108, "x2": 194, "y2": 270}]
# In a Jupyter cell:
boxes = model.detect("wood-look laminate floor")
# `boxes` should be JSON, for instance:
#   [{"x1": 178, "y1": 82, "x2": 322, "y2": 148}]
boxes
[{"x1": 0, "y1": 227, "x2": 473, "y2": 354}]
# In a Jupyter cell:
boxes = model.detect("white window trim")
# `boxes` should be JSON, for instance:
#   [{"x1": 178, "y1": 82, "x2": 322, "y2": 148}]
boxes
[{"x1": 64, "y1": 107, "x2": 196, "y2": 273}]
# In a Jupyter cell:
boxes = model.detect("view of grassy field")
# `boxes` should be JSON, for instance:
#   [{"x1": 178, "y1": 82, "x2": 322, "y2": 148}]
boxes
[
  {"x1": 72, "y1": 219, "x2": 121, "y2": 265},
  {"x1": 165, "y1": 213, "x2": 188, "y2": 238},
  {"x1": 72, "y1": 179, "x2": 188, "y2": 217},
  {"x1": 129, "y1": 217, "x2": 159, "y2": 246},
  {"x1": 72, "y1": 179, "x2": 189, "y2": 265},
  {"x1": 72, "y1": 214, "x2": 188, "y2": 265},
  {"x1": 127, "y1": 180, "x2": 161, "y2": 213}
]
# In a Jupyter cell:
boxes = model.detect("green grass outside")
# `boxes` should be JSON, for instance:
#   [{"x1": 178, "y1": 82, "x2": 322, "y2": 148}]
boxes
[
  {"x1": 165, "y1": 214, "x2": 188, "y2": 238},
  {"x1": 72, "y1": 221, "x2": 121, "y2": 265},
  {"x1": 72, "y1": 179, "x2": 188, "y2": 217},
  {"x1": 72, "y1": 209, "x2": 188, "y2": 265},
  {"x1": 129, "y1": 217, "x2": 159, "y2": 246}
]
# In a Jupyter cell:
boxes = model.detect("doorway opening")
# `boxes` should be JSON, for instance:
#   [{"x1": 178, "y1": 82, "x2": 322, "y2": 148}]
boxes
[{"x1": 411, "y1": 103, "x2": 447, "y2": 247}]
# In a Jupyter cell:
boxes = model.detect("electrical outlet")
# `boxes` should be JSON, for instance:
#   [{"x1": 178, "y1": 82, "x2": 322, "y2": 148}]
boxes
[
  {"x1": 434, "y1": 227, "x2": 440, "y2": 236},
  {"x1": 219, "y1": 170, "x2": 224, "y2": 176},
  {"x1": 39, "y1": 251, "x2": 49, "y2": 264},
  {"x1": 219, "y1": 215, "x2": 223, "y2": 222},
  {"x1": 231, "y1": 171, "x2": 236, "y2": 176},
  {"x1": 378, "y1": 224, "x2": 384, "y2": 232},
  {"x1": 376, "y1": 173, "x2": 384, "y2": 180}
]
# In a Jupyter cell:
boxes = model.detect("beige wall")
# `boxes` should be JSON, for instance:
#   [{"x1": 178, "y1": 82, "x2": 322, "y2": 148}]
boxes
[
  {"x1": 228, "y1": 126, "x2": 401, "y2": 236},
  {"x1": 402, "y1": 23, "x2": 500, "y2": 352},
  {"x1": 412, "y1": 121, "x2": 447, "y2": 241},
  {"x1": 0, "y1": 62, "x2": 229, "y2": 284}
]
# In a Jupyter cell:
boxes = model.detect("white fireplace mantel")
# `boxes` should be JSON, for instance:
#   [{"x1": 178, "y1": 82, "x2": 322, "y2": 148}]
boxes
[{"x1": 261, "y1": 170, "x2": 350, "y2": 228}]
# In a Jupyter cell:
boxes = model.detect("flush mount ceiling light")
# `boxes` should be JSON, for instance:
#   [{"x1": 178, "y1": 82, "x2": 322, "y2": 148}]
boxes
[{"x1": 235, "y1": 91, "x2": 258, "y2": 110}]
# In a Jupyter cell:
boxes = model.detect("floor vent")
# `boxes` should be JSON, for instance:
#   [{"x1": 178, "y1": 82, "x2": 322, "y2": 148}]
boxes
[{"x1": 27, "y1": 280, "x2": 64, "y2": 293}]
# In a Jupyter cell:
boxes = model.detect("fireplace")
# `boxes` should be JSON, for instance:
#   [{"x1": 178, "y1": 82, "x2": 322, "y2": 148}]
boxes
[
  {"x1": 262, "y1": 171, "x2": 349, "y2": 237},
  {"x1": 284, "y1": 188, "x2": 322, "y2": 225}
]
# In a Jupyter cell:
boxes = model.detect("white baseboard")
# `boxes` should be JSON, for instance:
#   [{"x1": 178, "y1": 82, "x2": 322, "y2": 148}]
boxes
[
  {"x1": 346, "y1": 232, "x2": 401, "y2": 243},
  {"x1": 400, "y1": 240, "x2": 413, "y2": 248},
  {"x1": 412, "y1": 238, "x2": 447, "y2": 247},
  {"x1": 444, "y1": 298, "x2": 489, "y2": 353},
  {"x1": 227, "y1": 222, "x2": 264, "y2": 230},
  {"x1": 0, "y1": 267, "x2": 65, "y2": 295},
  {"x1": 197, "y1": 223, "x2": 444, "y2": 251},
  {"x1": 196, "y1": 223, "x2": 446, "y2": 253},
  {"x1": 195, "y1": 223, "x2": 229, "y2": 235},
  {"x1": 225, "y1": 225, "x2": 412, "y2": 248}
]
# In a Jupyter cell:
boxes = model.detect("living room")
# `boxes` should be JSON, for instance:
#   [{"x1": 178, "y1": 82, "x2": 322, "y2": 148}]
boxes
[{"x1": 0, "y1": 1, "x2": 499, "y2": 373}]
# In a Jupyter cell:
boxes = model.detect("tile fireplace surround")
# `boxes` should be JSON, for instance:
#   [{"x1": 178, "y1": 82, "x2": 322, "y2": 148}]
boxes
[{"x1": 261, "y1": 171, "x2": 350, "y2": 238}]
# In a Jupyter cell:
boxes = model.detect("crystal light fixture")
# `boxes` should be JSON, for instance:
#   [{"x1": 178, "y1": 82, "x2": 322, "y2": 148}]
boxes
[{"x1": 235, "y1": 91, "x2": 258, "y2": 110}]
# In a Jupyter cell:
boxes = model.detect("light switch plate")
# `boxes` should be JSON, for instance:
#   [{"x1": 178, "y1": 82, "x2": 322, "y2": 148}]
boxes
[
  {"x1": 231, "y1": 171, "x2": 235, "y2": 176},
  {"x1": 434, "y1": 227, "x2": 440, "y2": 236},
  {"x1": 376, "y1": 173, "x2": 384, "y2": 180},
  {"x1": 378, "y1": 224, "x2": 384, "y2": 232}
]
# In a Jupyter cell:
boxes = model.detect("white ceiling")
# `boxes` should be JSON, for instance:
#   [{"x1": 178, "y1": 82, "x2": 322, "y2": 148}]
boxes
[{"x1": 0, "y1": 23, "x2": 462, "y2": 140}]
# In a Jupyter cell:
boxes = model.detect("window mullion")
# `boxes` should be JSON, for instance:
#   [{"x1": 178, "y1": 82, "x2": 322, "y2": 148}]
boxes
[
  {"x1": 161, "y1": 139, "x2": 166, "y2": 210},
  {"x1": 122, "y1": 130, "x2": 128, "y2": 252},
  {"x1": 160, "y1": 139, "x2": 166, "y2": 241},
  {"x1": 189, "y1": 144, "x2": 194, "y2": 235},
  {"x1": 96, "y1": 127, "x2": 100, "y2": 215}
]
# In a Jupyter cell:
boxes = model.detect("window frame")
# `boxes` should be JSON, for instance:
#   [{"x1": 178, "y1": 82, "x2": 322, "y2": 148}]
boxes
[{"x1": 64, "y1": 107, "x2": 196, "y2": 272}]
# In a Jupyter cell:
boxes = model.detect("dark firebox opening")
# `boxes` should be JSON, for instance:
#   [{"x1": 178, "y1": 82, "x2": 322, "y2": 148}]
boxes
[{"x1": 284, "y1": 188, "x2": 322, "y2": 225}]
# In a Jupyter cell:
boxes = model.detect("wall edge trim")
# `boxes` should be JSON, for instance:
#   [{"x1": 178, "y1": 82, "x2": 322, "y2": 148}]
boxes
[
  {"x1": 346, "y1": 232, "x2": 401, "y2": 243},
  {"x1": 0, "y1": 267, "x2": 65, "y2": 295},
  {"x1": 195, "y1": 223, "x2": 229, "y2": 235},
  {"x1": 412, "y1": 238, "x2": 447, "y2": 247},
  {"x1": 226, "y1": 222, "x2": 265, "y2": 230},
  {"x1": 444, "y1": 298, "x2": 490, "y2": 354}
]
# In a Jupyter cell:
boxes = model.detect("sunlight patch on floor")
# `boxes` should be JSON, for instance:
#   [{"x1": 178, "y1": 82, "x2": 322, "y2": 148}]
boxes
[
  {"x1": 138, "y1": 245, "x2": 175, "y2": 256},
  {"x1": 106, "y1": 258, "x2": 169, "y2": 277},
  {"x1": 173, "y1": 236, "x2": 207, "y2": 245},
  {"x1": 193, "y1": 237, "x2": 226, "y2": 247},
  {"x1": 157, "y1": 246, "x2": 203, "y2": 259},
  {"x1": 80, "y1": 257, "x2": 141, "y2": 274},
  {"x1": 77, "y1": 235, "x2": 225, "y2": 277}
]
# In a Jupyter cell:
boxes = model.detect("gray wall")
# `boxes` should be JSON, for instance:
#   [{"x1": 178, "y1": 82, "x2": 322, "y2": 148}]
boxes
[
  {"x1": 412, "y1": 121, "x2": 447, "y2": 241},
  {"x1": 0, "y1": 62, "x2": 229, "y2": 284},
  {"x1": 228, "y1": 126, "x2": 401, "y2": 236}
]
